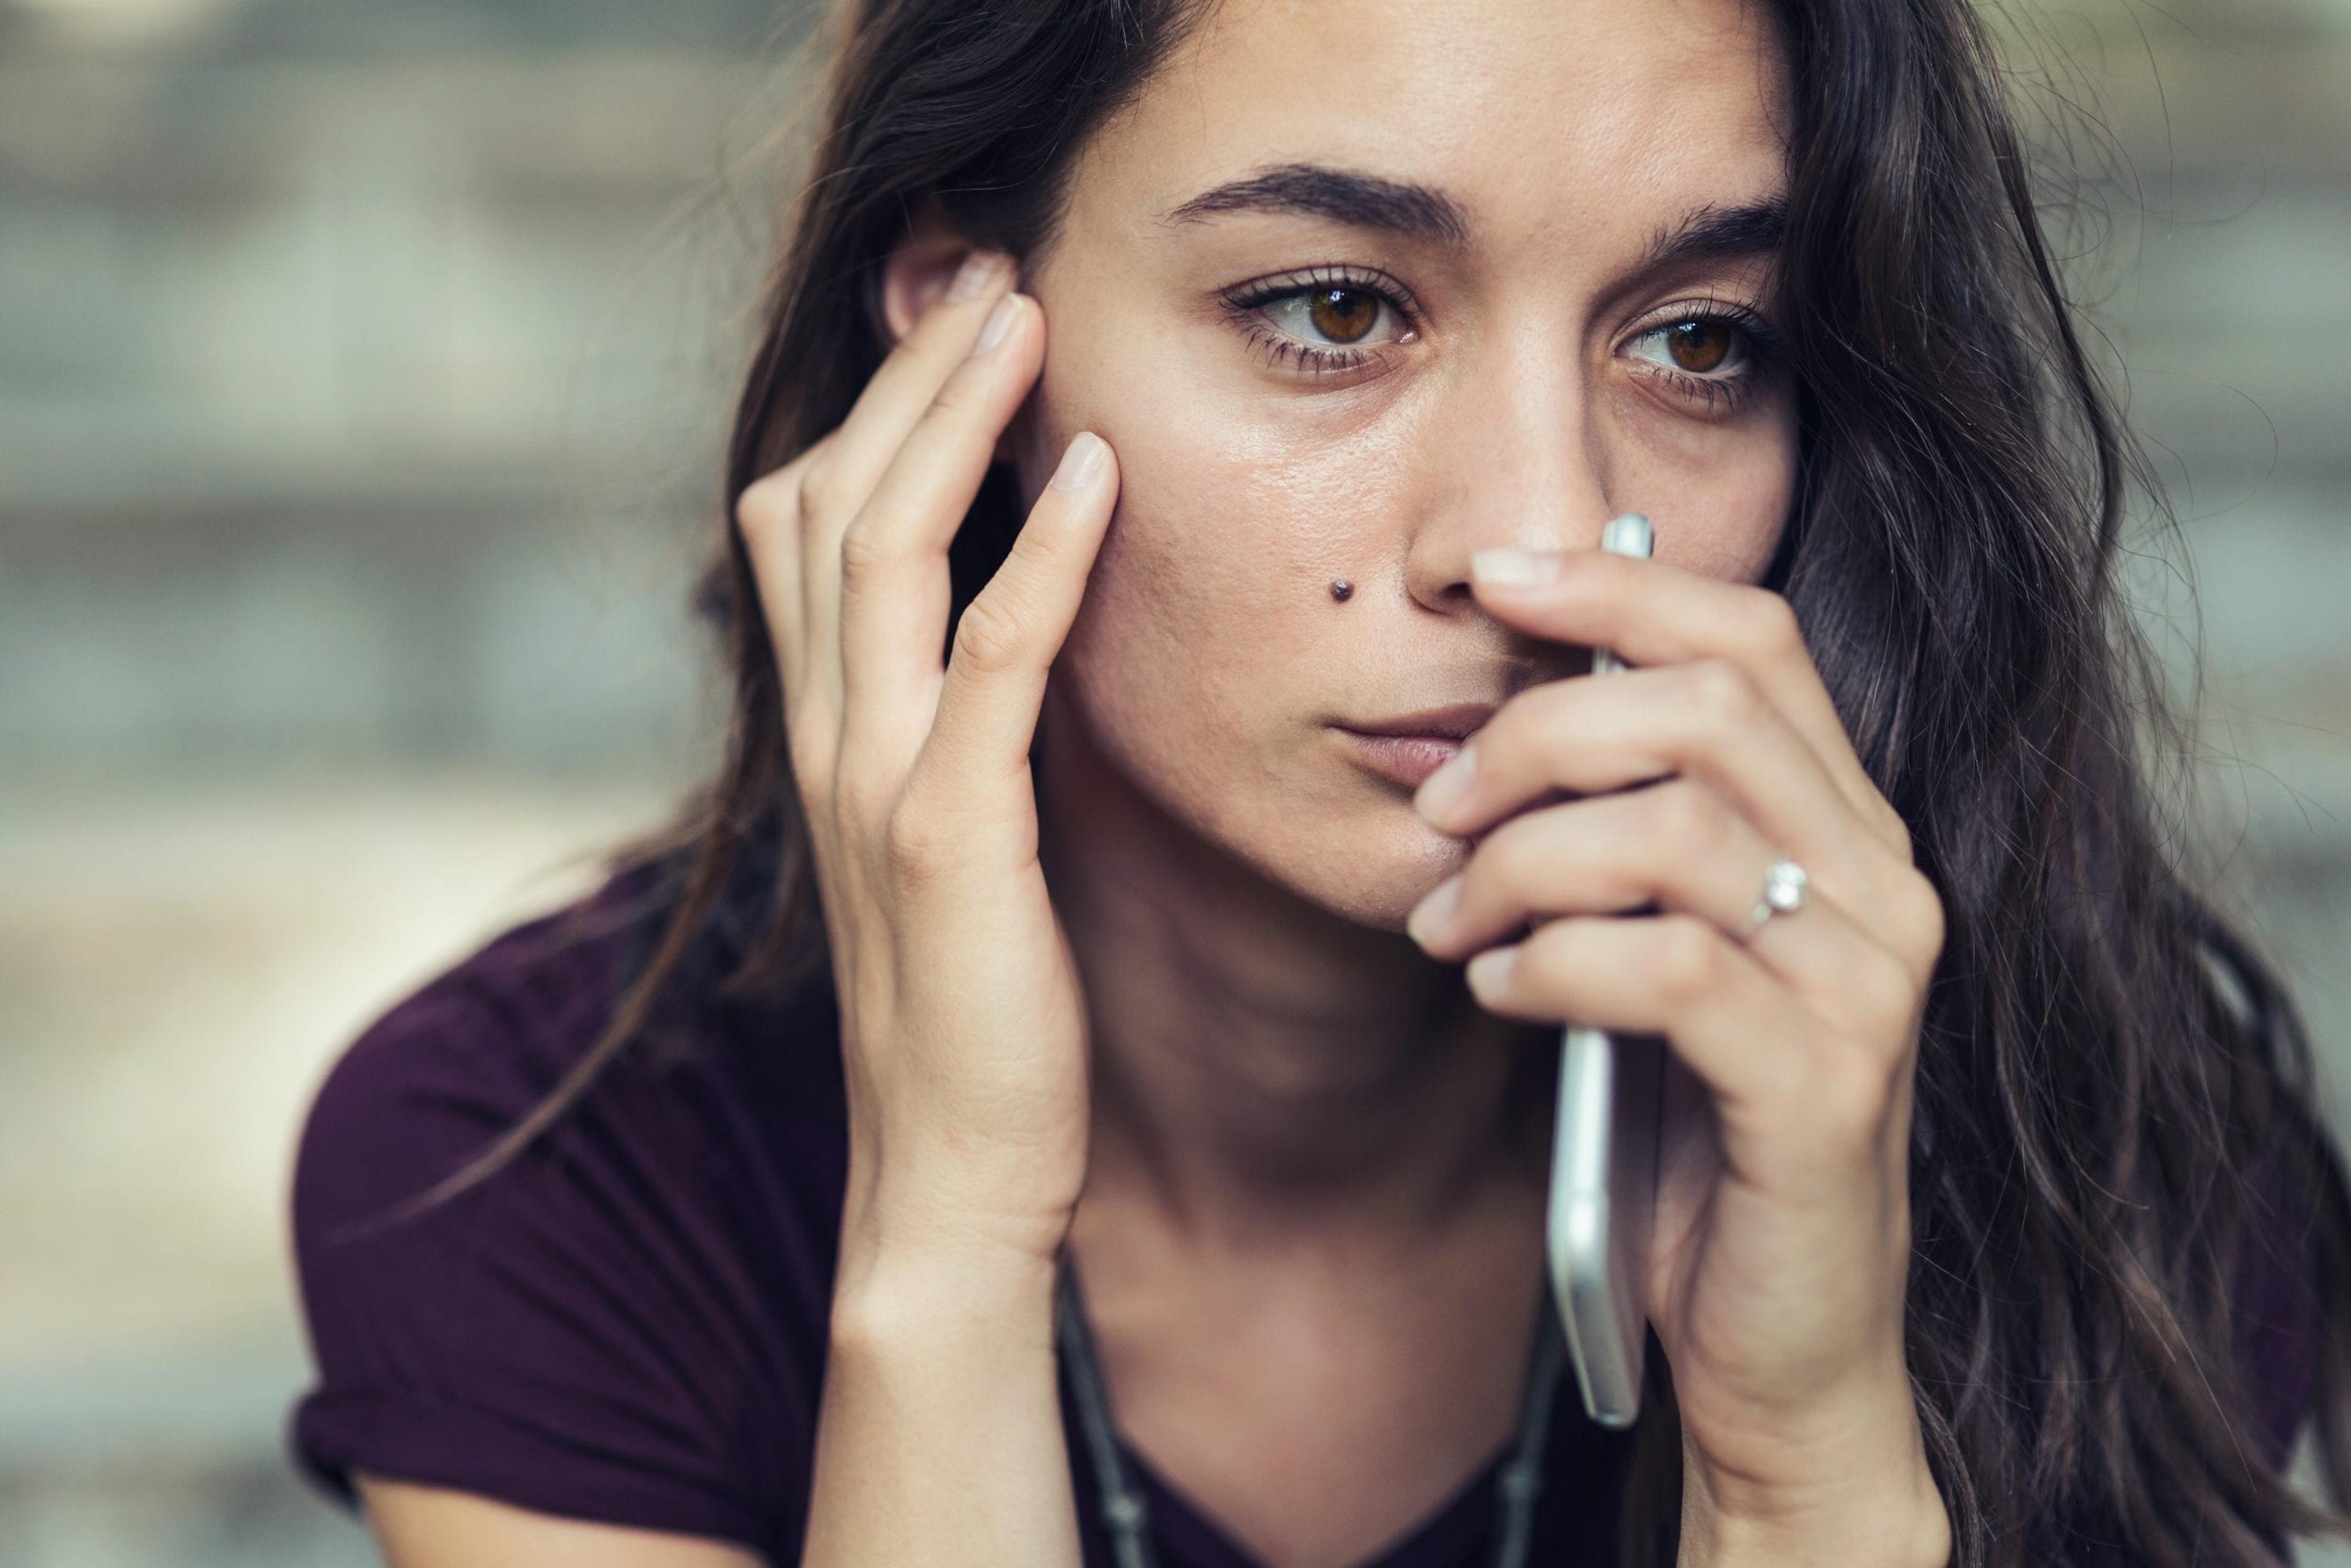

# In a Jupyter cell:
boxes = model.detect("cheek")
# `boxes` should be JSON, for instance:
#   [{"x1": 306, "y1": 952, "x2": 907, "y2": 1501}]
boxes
[
  {"x1": 1607, "y1": 388, "x2": 1799, "y2": 583},
  {"x1": 1033, "y1": 378, "x2": 1405, "y2": 692},
  {"x1": 1019, "y1": 366, "x2": 1420, "y2": 858}
]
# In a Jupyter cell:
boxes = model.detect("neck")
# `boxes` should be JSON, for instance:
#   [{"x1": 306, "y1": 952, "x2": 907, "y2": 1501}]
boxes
[{"x1": 1036, "y1": 696, "x2": 1551, "y2": 1255}]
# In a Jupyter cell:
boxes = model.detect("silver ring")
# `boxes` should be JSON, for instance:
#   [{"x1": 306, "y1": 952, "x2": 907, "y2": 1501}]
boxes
[{"x1": 1735, "y1": 858, "x2": 1808, "y2": 940}]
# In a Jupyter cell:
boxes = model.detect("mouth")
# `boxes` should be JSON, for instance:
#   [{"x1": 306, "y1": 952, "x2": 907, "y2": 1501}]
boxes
[{"x1": 1331, "y1": 702, "x2": 1498, "y2": 791}]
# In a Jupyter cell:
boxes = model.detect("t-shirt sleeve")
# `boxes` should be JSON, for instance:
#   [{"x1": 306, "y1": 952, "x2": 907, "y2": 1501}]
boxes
[{"x1": 287, "y1": 913, "x2": 835, "y2": 1560}]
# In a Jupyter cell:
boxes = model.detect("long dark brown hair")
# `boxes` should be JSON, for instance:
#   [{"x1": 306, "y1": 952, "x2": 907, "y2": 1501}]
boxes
[{"x1": 415, "y1": 0, "x2": 2351, "y2": 1561}]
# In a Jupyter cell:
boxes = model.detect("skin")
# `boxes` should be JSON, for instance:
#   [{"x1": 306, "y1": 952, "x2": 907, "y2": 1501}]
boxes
[{"x1": 358, "y1": 0, "x2": 1952, "y2": 1563}]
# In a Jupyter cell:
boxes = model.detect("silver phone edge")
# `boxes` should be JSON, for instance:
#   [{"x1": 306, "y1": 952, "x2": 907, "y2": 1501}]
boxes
[
  {"x1": 1547, "y1": 511, "x2": 1654, "y2": 1428},
  {"x1": 1548, "y1": 1026, "x2": 1643, "y2": 1427}
]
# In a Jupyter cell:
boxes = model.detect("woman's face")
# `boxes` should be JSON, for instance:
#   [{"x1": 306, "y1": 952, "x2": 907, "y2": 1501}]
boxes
[{"x1": 1015, "y1": 0, "x2": 1798, "y2": 928}]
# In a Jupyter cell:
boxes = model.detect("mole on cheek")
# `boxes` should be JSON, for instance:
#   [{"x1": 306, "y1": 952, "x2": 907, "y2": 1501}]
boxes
[{"x1": 1329, "y1": 578, "x2": 1353, "y2": 602}]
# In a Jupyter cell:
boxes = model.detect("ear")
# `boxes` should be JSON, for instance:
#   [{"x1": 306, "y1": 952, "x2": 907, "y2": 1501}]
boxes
[
  {"x1": 877, "y1": 193, "x2": 1032, "y2": 467},
  {"x1": 880, "y1": 193, "x2": 989, "y2": 343}
]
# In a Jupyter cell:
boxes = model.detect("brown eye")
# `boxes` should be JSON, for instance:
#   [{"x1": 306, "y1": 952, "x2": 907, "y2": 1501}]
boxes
[
  {"x1": 1663, "y1": 318, "x2": 1734, "y2": 372},
  {"x1": 1233, "y1": 273, "x2": 1411, "y2": 373},
  {"x1": 1307, "y1": 288, "x2": 1379, "y2": 344}
]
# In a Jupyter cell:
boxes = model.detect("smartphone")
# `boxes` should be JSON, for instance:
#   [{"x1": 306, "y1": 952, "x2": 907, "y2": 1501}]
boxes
[{"x1": 1546, "y1": 511, "x2": 1662, "y2": 1429}]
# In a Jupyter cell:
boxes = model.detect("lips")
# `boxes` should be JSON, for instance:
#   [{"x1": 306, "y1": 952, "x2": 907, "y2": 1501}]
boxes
[
  {"x1": 1332, "y1": 702, "x2": 1497, "y2": 790},
  {"x1": 1337, "y1": 702, "x2": 1498, "y2": 741}
]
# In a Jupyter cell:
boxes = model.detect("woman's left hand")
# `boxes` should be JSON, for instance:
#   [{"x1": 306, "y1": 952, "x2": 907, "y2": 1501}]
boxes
[{"x1": 1404, "y1": 544, "x2": 1952, "y2": 1568}]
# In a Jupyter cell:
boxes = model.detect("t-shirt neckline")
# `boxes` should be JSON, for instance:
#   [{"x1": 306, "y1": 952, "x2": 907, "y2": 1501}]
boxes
[{"x1": 1111, "y1": 1425, "x2": 1517, "y2": 1568}]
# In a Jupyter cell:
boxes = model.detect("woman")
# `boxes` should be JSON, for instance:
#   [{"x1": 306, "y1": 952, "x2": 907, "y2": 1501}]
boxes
[{"x1": 286, "y1": 0, "x2": 2351, "y2": 1563}]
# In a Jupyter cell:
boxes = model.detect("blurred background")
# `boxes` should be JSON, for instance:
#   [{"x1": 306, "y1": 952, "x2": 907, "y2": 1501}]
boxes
[{"x1": 0, "y1": 0, "x2": 2345, "y2": 1562}]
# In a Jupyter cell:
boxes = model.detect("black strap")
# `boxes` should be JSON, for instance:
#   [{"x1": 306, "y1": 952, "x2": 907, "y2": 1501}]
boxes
[
  {"x1": 1056, "y1": 1261, "x2": 1155, "y2": 1568},
  {"x1": 1054, "y1": 1253, "x2": 1564, "y2": 1568}
]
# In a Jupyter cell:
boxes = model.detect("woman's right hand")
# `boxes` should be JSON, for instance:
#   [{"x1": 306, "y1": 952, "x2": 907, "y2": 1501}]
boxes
[{"x1": 735, "y1": 250, "x2": 1117, "y2": 1280}]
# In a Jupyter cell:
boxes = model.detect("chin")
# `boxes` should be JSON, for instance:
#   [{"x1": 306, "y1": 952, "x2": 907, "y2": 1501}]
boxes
[
  {"x1": 1047, "y1": 670, "x2": 1468, "y2": 935},
  {"x1": 1221, "y1": 778, "x2": 1472, "y2": 936}
]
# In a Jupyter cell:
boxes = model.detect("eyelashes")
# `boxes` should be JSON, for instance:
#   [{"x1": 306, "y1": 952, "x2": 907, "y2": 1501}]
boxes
[
  {"x1": 1217, "y1": 266, "x2": 1418, "y2": 379},
  {"x1": 1218, "y1": 268, "x2": 1781, "y2": 415},
  {"x1": 1620, "y1": 299, "x2": 1782, "y2": 415}
]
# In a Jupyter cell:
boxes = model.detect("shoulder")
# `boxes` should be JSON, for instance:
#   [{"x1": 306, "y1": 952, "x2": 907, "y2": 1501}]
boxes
[
  {"x1": 293, "y1": 880, "x2": 641, "y2": 1220},
  {"x1": 293, "y1": 863, "x2": 844, "y2": 1226},
  {"x1": 288, "y1": 861, "x2": 847, "y2": 1558}
]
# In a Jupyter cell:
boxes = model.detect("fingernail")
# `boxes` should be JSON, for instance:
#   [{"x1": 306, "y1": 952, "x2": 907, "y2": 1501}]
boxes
[
  {"x1": 947, "y1": 249, "x2": 1008, "y2": 303},
  {"x1": 1414, "y1": 738, "x2": 1477, "y2": 820},
  {"x1": 1471, "y1": 548, "x2": 1562, "y2": 588},
  {"x1": 1466, "y1": 945, "x2": 1520, "y2": 994},
  {"x1": 1050, "y1": 431, "x2": 1106, "y2": 490},
  {"x1": 1407, "y1": 874, "x2": 1461, "y2": 947},
  {"x1": 970, "y1": 291, "x2": 1022, "y2": 355}
]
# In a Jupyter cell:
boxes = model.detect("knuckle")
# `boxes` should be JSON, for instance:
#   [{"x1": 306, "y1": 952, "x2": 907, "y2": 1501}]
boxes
[
  {"x1": 923, "y1": 369, "x2": 992, "y2": 430},
  {"x1": 1853, "y1": 943, "x2": 1923, "y2": 1032},
  {"x1": 836, "y1": 519, "x2": 890, "y2": 596},
  {"x1": 880, "y1": 805, "x2": 947, "y2": 885},
  {"x1": 1876, "y1": 800, "x2": 1916, "y2": 861},
  {"x1": 1518, "y1": 919, "x2": 1577, "y2": 985},
  {"x1": 951, "y1": 593, "x2": 1027, "y2": 677},
  {"x1": 782, "y1": 729, "x2": 834, "y2": 811},
  {"x1": 1650, "y1": 914, "x2": 1725, "y2": 999},
  {"x1": 1471, "y1": 816, "x2": 1538, "y2": 902},
  {"x1": 797, "y1": 454, "x2": 851, "y2": 520},
  {"x1": 1897, "y1": 871, "x2": 1948, "y2": 967},
  {"x1": 1684, "y1": 658, "x2": 1758, "y2": 729},
  {"x1": 739, "y1": 435, "x2": 838, "y2": 539},
  {"x1": 735, "y1": 470, "x2": 800, "y2": 542},
  {"x1": 1807, "y1": 1051, "x2": 1889, "y2": 1141},
  {"x1": 831, "y1": 763, "x2": 896, "y2": 833},
  {"x1": 1737, "y1": 588, "x2": 1804, "y2": 656},
  {"x1": 1651, "y1": 778, "x2": 1729, "y2": 860},
  {"x1": 1479, "y1": 691, "x2": 1547, "y2": 773}
]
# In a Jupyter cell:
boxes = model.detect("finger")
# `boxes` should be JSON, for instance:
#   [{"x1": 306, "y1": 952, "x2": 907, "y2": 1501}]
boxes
[
  {"x1": 1409, "y1": 772, "x2": 1908, "y2": 980},
  {"x1": 1415, "y1": 660, "x2": 1898, "y2": 925},
  {"x1": 800, "y1": 252, "x2": 1021, "y2": 713},
  {"x1": 734, "y1": 429, "x2": 841, "y2": 707},
  {"x1": 910, "y1": 432, "x2": 1117, "y2": 810},
  {"x1": 1464, "y1": 914, "x2": 1908, "y2": 1162},
  {"x1": 1468, "y1": 547, "x2": 1910, "y2": 858},
  {"x1": 838, "y1": 290, "x2": 1043, "y2": 770},
  {"x1": 800, "y1": 250, "x2": 1019, "y2": 538}
]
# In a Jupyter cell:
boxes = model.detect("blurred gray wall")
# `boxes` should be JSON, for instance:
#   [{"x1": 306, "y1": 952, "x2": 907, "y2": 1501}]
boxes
[
  {"x1": 1, "y1": 2, "x2": 801, "y2": 1562},
  {"x1": 0, "y1": 1, "x2": 2346, "y2": 1564}
]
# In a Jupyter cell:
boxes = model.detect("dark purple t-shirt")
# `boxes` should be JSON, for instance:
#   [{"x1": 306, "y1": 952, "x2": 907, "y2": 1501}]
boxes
[{"x1": 287, "y1": 869, "x2": 2317, "y2": 1565}]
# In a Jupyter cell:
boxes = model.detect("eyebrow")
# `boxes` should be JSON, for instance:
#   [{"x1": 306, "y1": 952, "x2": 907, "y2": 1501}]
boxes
[
  {"x1": 1163, "y1": 163, "x2": 1787, "y2": 274},
  {"x1": 1160, "y1": 162, "x2": 1471, "y2": 247},
  {"x1": 1633, "y1": 199, "x2": 1788, "y2": 273}
]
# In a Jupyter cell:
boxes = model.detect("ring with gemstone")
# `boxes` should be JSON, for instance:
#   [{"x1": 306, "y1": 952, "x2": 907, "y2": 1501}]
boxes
[{"x1": 1736, "y1": 858, "x2": 1809, "y2": 940}]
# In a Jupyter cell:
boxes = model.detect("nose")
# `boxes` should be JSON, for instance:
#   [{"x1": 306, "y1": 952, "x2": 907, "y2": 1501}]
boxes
[{"x1": 1400, "y1": 359, "x2": 1616, "y2": 615}]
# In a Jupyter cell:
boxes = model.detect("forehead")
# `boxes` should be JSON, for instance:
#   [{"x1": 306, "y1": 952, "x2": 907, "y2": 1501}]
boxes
[{"x1": 1069, "y1": 0, "x2": 1790, "y2": 258}]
